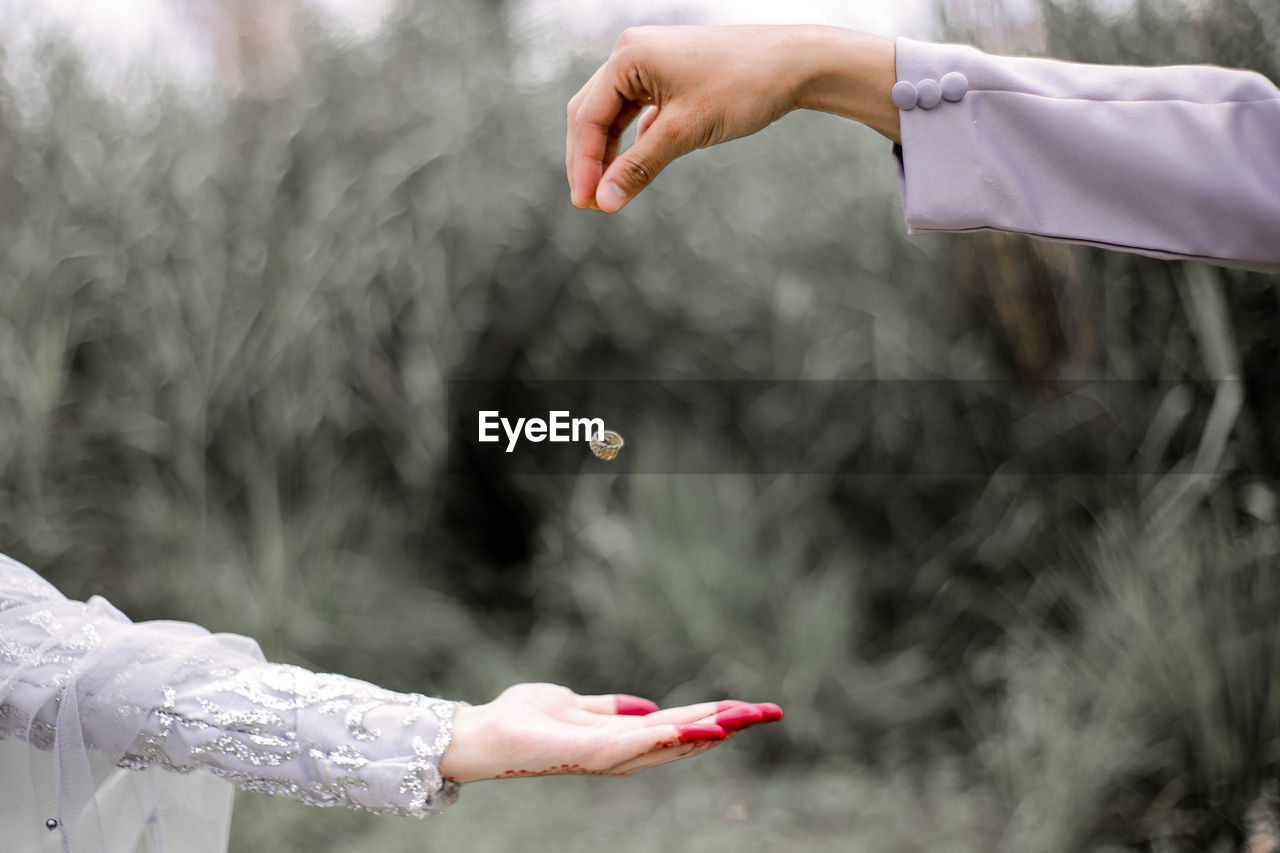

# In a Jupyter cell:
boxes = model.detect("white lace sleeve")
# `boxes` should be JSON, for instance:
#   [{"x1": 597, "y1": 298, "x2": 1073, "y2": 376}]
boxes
[{"x1": 0, "y1": 552, "x2": 460, "y2": 851}]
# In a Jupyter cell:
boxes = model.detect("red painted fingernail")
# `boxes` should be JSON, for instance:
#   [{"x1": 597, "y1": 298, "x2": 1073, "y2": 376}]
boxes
[
  {"x1": 714, "y1": 705, "x2": 764, "y2": 732},
  {"x1": 756, "y1": 703, "x2": 783, "y2": 722},
  {"x1": 614, "y1": 695, "x2": 660, "y2": 716},
  {"x1": 675, "y1": 724, "x2": 727, "y2": 744},
  {"x1": 715, "y1": 700, "x2": 749, "y2": 713}
]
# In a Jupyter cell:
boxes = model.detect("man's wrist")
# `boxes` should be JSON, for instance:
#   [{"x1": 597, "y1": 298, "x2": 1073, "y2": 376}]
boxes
[{"x1": 788, "y1": 27, "x2": 900, "y2": 143}]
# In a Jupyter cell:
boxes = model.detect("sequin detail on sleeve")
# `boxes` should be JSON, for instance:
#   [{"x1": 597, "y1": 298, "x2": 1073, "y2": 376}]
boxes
[
  {"x1": 116, "y1": 664, "x2": 461, "y2": 817},
  {"x1": 1, "y1": 554, "x2": 462, "y2": 822}
]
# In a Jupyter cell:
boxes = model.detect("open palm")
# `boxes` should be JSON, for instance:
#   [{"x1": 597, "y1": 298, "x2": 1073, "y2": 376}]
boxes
[{"x1": 439, "y1": 683, "x2": 781, "y2": 782}]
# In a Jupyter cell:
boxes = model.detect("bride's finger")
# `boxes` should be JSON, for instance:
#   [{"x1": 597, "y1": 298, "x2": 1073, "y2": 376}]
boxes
[
  {"x1": 608, "y1": 739, "x2": 720, "y2": 776},
  {"x1": 635, "y1": 700, "x2": 741, "y2": 726},
  {"x1": 599, "y1": 721, "x2": 726, "y2": 767},
  {"x1": 605, "y1": 704, "x2": 781, "y2": 773},
  {"x1": 575, "y1": 693, "x2": 660, "y2": 716},
  {"x1": 716, "y1": 702, "x2": 782, "y2": 731},
  {"x1": 640, "y1": 697, "x2": 782, "y2": 727},
  {"x1": 708, "y1": 703, "x2": 765, "y2": 732},
  {"x1": 664, "y1": 701, "x2": 780, "y2": 733}
]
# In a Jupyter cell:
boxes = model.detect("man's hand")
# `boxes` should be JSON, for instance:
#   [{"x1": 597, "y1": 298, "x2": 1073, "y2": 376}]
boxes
[
  {"x1": 566, "y1": 25, "x2": 899, "y2": 212},
  {"x1": 439, "y1": 683, "x2": 782, "y2": 782}
]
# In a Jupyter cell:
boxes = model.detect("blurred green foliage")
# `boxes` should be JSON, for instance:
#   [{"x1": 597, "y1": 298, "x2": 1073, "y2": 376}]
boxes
[
  {"x1": 985, "y1": 511, "x2": 1280, "y2": 851},
  {"x1": 1, "y1": 0, "x2": 1278, "y2": 849}
]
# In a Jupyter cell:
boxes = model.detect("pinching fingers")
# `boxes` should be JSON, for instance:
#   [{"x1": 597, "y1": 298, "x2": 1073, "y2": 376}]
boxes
[{"x1": 566, "y1": 66, "x2": 603, "y2": 206}]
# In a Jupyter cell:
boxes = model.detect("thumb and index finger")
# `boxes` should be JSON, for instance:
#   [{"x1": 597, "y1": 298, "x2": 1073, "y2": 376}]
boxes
[
  {"x1": 567, "y1": 45, "x2": 696, "y2": 213},
  {"x1": 597, "y1": 108, "x2": 692, "y2": 212}
]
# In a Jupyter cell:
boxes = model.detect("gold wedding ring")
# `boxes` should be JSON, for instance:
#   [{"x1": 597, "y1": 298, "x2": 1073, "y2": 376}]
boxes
[{"x1": 589, "y1": 430, "x2": 624, "y2": 461}]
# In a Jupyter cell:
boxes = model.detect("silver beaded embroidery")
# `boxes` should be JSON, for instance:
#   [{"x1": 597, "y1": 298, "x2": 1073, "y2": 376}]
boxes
[
  {"x1": 1, "y1": 558, "x2": 461, "y2": 819},
  {"x1": 108, "y1": 665, "x2": 461, "y2": 817},
  {"x1": 10, "y1": 686, "x2": 462, "y2": 817},
  {"x1": 20, "y1": 610, "x2": 59, "y2": 635}
]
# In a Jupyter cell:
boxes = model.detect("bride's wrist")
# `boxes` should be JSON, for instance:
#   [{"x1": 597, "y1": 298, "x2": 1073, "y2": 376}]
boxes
[{"x1": 439, "y1": 701, "x2": 489, "y2": 784}]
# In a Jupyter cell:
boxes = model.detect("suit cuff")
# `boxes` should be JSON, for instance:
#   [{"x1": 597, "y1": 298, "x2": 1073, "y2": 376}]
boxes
[{"x1": 891, "y1": 37, "x2": 1280, "y2": 268}]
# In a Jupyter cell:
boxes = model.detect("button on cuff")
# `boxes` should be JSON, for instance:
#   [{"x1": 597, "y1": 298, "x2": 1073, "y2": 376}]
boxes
[
  {"x1": 940, "y1": 71, "x2": 969, "y2": 102},
  {"x1": 915, "y1": 78, "x2": 942, "y2": 109},
  {"x1": 891, "y1": 80, "x2": 918, "y2": 110}
]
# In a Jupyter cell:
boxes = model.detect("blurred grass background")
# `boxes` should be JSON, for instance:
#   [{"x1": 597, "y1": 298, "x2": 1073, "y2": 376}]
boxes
[{"x1": 1, "y1": 0, "x2": 1279, "y2": 849}]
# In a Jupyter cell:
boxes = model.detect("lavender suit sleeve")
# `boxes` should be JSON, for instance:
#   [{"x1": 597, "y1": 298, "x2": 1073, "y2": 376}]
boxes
[{"x1": 892, "y1": 37, "x2": 1280, "y2": 269}]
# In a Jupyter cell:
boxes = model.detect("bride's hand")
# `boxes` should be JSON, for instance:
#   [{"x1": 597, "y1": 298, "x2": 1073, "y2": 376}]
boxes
[{"x1": 438, "y1": 682, "x2": 781, "y2": 782}]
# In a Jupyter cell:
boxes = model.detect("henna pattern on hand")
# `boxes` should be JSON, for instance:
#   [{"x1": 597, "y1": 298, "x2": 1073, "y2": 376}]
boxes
[{"x1": 497, "y1": 764, "x2": 626, "y2": 777}]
